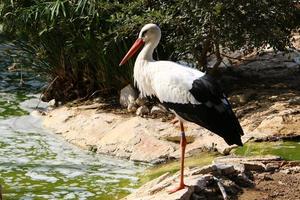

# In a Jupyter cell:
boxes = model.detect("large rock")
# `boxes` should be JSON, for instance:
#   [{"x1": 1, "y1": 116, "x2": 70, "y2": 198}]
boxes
[
  {"x1": 123, "y1": 173, "x2": 213, "y2": 200},
  {"x1": 43, "y1": 104, "x2": 248, "y2": 162},
  {"x1": 120, "y1": 84, "x2": 138, "y2": 108},
  {"x1": 240, "y1": 102, "x2": 300, "y2": 138}
]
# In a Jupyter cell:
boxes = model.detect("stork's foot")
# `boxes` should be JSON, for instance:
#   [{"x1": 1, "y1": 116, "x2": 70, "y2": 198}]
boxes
[{"x1": 167, "y1": 183, "x2": 187, "y2": 194}]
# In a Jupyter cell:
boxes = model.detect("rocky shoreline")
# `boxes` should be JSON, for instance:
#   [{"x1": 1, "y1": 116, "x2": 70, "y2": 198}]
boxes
[
  {"x1": 123, "y1": 156, "x2": 300, "y2": 200},
  {"x1": 41, "y1": 94, "x2": 300, "y2": 163}
]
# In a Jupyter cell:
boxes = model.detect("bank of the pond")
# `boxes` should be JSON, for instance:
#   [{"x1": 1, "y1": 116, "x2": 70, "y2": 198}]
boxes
[
  {"x1": 41, "y1": 104, "x2": 241, "y2": 163},
  {"x1": 41, "y1": 98, "x2": 300, "y2": 164}
]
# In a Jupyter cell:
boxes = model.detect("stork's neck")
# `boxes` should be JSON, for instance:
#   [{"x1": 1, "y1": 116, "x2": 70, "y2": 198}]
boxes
[
  {"x1": 133, "y1": 41, "x2": 159, "y2": 97},
  {"x1": 136, "y1": 42, "x2": 158, "y2": 62}
]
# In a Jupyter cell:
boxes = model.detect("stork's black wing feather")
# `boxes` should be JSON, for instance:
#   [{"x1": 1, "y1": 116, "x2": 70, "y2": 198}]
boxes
[{"x1": 163, "y1": 74, "x2": 243, "y2": 146}]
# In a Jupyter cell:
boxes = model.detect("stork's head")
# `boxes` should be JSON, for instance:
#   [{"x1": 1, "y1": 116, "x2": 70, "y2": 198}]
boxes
[
  {"x1": 138, "y1": 23, "x2": 161, "y2": 44},
  {"x1": 119, "y1": 23, "x2": 161, "y2": 66}
]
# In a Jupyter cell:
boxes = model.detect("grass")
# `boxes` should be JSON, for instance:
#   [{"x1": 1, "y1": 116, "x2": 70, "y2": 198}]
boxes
[
  {"x1": 138, "y1": 152, "x2": 219, "y2": 185},
  {"x1": 234, "y1": 140, "x2": 300, "y2": 161}
]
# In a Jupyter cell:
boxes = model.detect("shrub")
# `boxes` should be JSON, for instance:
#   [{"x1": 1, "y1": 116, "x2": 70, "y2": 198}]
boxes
[
  {"x1": 0, "y1": 0, "x2": 133, "y2": 102},
  {"x1": 0, "y1": 0, "x2": 299, "y2": 102}
]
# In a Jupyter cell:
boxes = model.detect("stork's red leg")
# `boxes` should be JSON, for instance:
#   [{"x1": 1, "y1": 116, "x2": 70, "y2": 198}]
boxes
[{"x1": 168, "y1": 121, "x2": 187, "y2": 193}]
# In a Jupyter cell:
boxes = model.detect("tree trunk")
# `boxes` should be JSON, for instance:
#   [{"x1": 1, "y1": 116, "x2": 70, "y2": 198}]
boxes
[{"x1": 194, "y1": 40, "x2": 211, "y2": 72}]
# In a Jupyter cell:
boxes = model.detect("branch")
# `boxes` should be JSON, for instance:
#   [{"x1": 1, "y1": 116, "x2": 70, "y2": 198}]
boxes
[
  {"x1": 213, "y1": 177, "x2": 228, "y2": 200},
  {"x1": 36, "y1": 76, "x2": 59, "y2": 109},
  {"x1": 213, "y1": 42, "x2": 222, "y2": 69}
]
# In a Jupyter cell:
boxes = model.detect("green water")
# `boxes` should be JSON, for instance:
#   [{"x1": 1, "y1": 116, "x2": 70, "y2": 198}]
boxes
[
  {"x1": 234, "y1": 141, "x2": 300, "y2": 161},
  {"x1": 0, "y1": 43, "x2": 145, "y2": 199},
  {"x1": 0, "y1": 118, "x2": 144, "y2": 199}
]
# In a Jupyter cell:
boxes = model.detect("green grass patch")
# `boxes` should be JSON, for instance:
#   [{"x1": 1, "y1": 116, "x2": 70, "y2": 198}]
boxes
[
  {"x1": 138, "y1": 152, "x2": 219, "y2": 185},
  {"x1": 234, "y1": 141, "x2": 300, "y2": 161}
]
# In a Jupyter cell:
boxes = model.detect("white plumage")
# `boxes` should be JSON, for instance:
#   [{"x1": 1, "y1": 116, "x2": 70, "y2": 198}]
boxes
[
  {"x1": 134, "y1": 60, "x2": 204, "y2": 104},
  {"x1": 129, "y1": 23, "x2": 205, "y2": 105}
]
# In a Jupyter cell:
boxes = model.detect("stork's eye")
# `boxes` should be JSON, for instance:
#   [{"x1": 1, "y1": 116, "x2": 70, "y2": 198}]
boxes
[{"x1": 141, "y1": 30, "x2": 148, "y2": 37}]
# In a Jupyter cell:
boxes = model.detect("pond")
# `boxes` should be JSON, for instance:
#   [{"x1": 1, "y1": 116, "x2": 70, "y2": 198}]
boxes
[{"x1": 0, "y1": 43, "x2": 145, "y2": 200}]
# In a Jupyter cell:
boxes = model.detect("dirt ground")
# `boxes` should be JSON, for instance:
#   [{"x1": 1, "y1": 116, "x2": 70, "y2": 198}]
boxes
[{"x1": 240, "y1": 172, "x2": 300, "y2": 200}]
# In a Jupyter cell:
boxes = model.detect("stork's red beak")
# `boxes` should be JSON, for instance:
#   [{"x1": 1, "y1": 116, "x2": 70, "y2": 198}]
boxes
[{"x1": 119, "y1": 38, "x2": 144, "y2": 66}]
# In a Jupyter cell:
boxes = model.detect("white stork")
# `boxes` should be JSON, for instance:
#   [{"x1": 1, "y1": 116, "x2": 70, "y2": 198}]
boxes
[{"x1": 119, "y1": 23, "x2": 243, "y2": 193}]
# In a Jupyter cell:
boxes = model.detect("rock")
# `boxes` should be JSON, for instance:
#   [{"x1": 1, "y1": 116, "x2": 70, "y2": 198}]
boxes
[
  {"x1": 220, "y1": 179, "x2": 242, "y2": 195},
  {"x1": 281, "y1": 166, "x2": 300, "y2": 174},
  {"x1": 124, "y1": 173, "x2": 215, "y2": 200},
  {"x1": 48, "y1": 99, "x2": 56, "y2": 107},
  {"x1": 136, "y1": 106, "x2": 150, "y2": 116},
  {"x1": 190, "y1": 164, "x2": 236, "y2": 176},
  {"x1": 185, "y1": 174, "x2": 214, "y2": 192},
  {"x1": 258, "y1": 173, "x2": 273, "y2": 181},
  {"x1": 150, "y1": 105, "x2": 167, "y2": 115},
  {"x1": 127, "y1": 103, "x2": 137, "y2": 113},
  {"x1": 190, "y1": 165, "x2": 218, "y2": 175},
  {"x1": 241, "y1": 100, "x2": 300, "y2": 137},
  {"x1": 123, "y1": 172, "x2": 194, "y2": 200},
  {"x1": 214, "y1": 155, "x2": 282, "y2": 165},
  {"x1": 235, "y1": 173, "x2": 255, "y2": 187},
  {"x1": 288, "y1": 96, "x2": 300, "y2": 105},
  {"x1": 243, "y1": 162, "x2": 266, "y2": 172},
  {"x1": 215, "y1": 164, "x2": 236, "y2": 175},
  {"x1": 290, "y1": 166, "x2": 300, "y2": 173},
  {"x1": 135, "y1": 97, "x2": 148, "y2": 106},
  {"x1": 124, "y1": 158, "x2": 272, "y2": 200},
  {"x1": 120, "y1": 84, "x2": 137, "y2": 108},
  {"x1": 269, "y1": 95, "x2": 278, "y2": 100},
  {"x1": 213, "y1": 156, "x2": 285, "y2": 173},
  {"x1": 265, "y1": 162, "x2": 280, "y2": 172},
  {"x1": 232, "y1": 164, "x2": 246, "y2": 174}
]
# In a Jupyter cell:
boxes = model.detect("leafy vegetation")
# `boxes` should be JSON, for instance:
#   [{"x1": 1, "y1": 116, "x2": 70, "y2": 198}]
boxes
[{"x1": 0, "y1": 0, "x2": 299, "y2": 102}]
